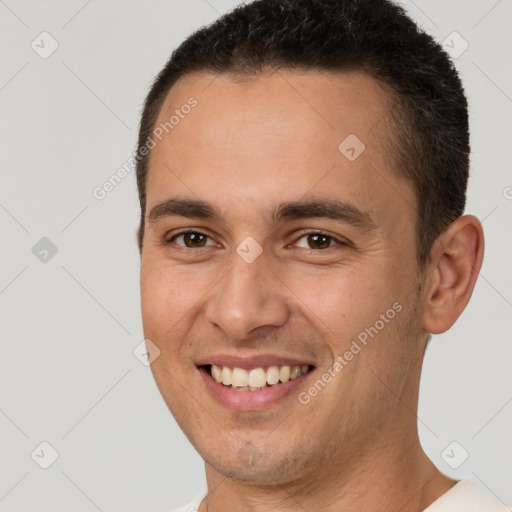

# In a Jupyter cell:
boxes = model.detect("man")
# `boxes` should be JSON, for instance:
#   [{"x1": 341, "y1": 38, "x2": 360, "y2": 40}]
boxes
[{"x1": 135, "y1": 0, "x2": 506, "y2": 510}]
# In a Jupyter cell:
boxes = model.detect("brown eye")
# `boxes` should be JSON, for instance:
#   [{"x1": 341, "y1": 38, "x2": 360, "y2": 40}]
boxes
[
  {"x1": 183, "y1": 233, "x2": 207, "y2": 247},
  {"x1": 170, "y1": 231, "x2": 214, "y2": 248},
  {"x1": 295, "y1": 232, "x2": 339, "y2": 250},
  {"x1": 307, "y1": 234, "x2": 332, "y2": 249}
]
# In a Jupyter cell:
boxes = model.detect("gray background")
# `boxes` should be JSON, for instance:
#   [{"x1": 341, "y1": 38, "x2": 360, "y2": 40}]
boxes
[{"x1": 0, "y1": 0, "x2": 511, "y2": 510}]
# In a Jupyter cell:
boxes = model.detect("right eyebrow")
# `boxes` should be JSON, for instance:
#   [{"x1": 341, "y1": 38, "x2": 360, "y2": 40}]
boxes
[{"x1": 148, "y1": 198, "x2": 221, "y2": 223}]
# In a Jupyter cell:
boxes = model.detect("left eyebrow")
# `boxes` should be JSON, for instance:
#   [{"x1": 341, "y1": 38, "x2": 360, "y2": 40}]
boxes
[{"x1": 267, "y1": 199, "x2": 378, "y2": 232}]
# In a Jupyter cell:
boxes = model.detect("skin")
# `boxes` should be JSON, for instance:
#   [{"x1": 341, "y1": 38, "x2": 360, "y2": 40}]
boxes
[{"x1": 138, "y1": 69, "x2": 484, "y2": 511}]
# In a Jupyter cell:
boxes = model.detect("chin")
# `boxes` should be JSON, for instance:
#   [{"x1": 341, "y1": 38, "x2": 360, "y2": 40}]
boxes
[
  {"x1": 207, "y1": 459, "x2": 294, "y2": 485},
  {"x1": 202, "y1": 443, "x2": 319, "y2": 487}
]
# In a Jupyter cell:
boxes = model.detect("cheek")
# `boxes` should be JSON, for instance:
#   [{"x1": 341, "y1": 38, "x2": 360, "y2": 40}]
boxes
[
  {"x1": 140, "y1": 261, "x2": 202, "y2": 342},
  {"x1": 283, "y1": 263, "x2": 395, "y2": 343}
]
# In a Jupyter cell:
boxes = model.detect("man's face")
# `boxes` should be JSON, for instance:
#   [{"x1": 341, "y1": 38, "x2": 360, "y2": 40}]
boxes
[{"x1": 140, "y1": 70, "x2": 426, "y2": 484}]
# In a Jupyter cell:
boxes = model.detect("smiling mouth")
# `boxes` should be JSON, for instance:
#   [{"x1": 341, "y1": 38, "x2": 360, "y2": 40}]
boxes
[{"x1": 202, "y1": 364, "x2": 314, "y2": 391}]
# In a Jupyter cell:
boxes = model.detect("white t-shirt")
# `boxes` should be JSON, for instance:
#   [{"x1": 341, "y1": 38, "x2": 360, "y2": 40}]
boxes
[
  {"x1": 172, "y1": 480, "x2": 510, "y2": 511},
  {"x1": 423, "y1": 480, "x2": 509, "y2": 511}
]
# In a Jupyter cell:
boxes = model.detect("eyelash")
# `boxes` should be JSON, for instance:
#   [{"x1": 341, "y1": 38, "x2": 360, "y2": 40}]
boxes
[{"x1": 164, "y1": 229, "x2": 348, "y2": 251}]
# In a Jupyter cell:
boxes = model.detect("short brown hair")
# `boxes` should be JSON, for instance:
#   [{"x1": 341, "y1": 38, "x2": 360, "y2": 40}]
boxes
[{"x1": 135, "y1": 0, "x2": 469, "y2": 267}]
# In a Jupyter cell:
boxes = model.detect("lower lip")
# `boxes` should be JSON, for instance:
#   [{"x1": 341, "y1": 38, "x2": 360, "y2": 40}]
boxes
[{"x1": 199, "y1": 367, "x2": 312, "y2": 411}]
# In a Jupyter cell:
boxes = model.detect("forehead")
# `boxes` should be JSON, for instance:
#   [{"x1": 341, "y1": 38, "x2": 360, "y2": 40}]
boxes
[
  {"x1": 154, "y1": 69, "x2": 394, "y2": 158},
  {"x1": 146, "y1": 69, "x2": 413, "y2": 228}
]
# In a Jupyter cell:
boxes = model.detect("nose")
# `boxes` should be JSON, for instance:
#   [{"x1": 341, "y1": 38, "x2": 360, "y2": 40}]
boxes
[{"x1": 204, "y1": 251, "x2": 290, "y2": 340}]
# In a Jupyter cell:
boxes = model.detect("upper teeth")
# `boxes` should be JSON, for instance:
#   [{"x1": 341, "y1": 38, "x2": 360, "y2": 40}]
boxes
[{"x1": 210, "y1": 364, "x2": 310, "y2": 390}]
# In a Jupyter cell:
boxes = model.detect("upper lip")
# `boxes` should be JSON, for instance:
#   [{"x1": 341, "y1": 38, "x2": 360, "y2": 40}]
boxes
[{"x1": 196, "y1": 353, "x2": 315, "y2": 369}]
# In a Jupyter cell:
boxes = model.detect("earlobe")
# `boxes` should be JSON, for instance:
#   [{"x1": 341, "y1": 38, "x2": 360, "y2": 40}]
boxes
[{"x1": 422, "y1": 215, "x2": 484, "y2": 334}]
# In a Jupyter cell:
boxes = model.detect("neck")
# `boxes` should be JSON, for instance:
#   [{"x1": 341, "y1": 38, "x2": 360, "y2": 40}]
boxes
[
  {"x1": 201, "y1": 438, "x2": 454, "y2": 512},
  {"x1": 199, "y1": 343, "x2": 455, "y2": 512}
]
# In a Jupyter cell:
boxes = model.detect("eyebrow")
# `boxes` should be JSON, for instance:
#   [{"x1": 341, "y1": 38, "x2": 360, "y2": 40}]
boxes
[{"x1": 148, "y1": 197, "x2": 377, "y2": 232}]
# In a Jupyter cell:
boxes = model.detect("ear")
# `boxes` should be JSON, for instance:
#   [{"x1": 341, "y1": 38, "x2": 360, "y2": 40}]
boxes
[{"x1": 422, "y1": 215, "x2": 484, "y2": 334}]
